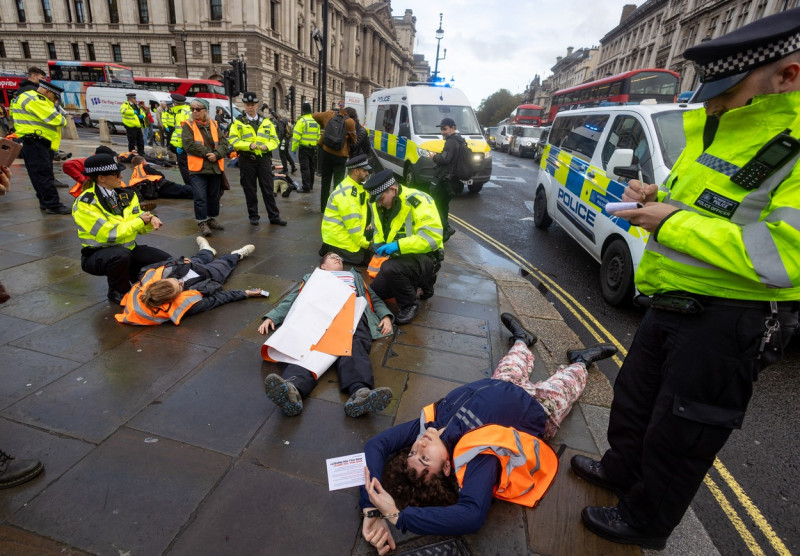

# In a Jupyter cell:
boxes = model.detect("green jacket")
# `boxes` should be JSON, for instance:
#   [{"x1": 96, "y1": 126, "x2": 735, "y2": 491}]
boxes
[
  {"x1": 321, "y1": 175, "x2": 371, "y2": 253},
  {"x1": 371, "y1": 185, "x2": 444, "y2": 255},
  {"x1": 263, "y1": 269, "x2": 393, "y2": 339},
  {"x1": 182, "y1": 119, "x2": 229, "y2": 175},
  {"x1": 638, "y1": 92, "x2": 800, "y2": 301}
]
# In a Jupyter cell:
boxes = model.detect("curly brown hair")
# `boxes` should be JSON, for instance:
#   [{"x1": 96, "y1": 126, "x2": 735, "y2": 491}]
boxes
[
  {"x1": 380, "y1": 448, "x2": 459, "y2": 510},
  {"x1": 139, "y1": 279, "x2": 178, "y2": 309}
]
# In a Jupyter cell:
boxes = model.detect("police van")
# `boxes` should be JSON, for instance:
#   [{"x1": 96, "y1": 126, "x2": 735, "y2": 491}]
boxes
[
  {"x1": 535, "y1": 102, "x2": 694, "y2": 305},
  {"x1": 365, "y1": 84, "x2": 492, "y2": 194}
]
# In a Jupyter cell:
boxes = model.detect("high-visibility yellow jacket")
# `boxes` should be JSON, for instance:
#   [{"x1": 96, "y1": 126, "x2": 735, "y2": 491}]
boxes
[
  {"x1": 321, "y1": 175, "x2": 370, "y2": 253},
  {"x1": 72, "y1": 183, "x2": 154, "y2": 249},
  {"x1": 10, "y1": 90, "x2": 67, "y2": 150},
  {"x1": 291, "y1": 113, "x2": 321, "y2": 151},
  {"x1": 370, "y1": 185, "x2": 443, "y2": 254},
  {"x1": 638, "y1": 93, "x2": 800, "y2": 301},
  {"x1": 161, "y1": 110, "x2": 174, "y2": 130},
  {"x1": 169, "y1": 105, "x2": 191, "y2": 148},
  {"x1": 120, "y1": 101, "x2": 144, "y2": 129},
  {"x1": 115, "y1": 265, "x2": 202, "y2": 326},
  {"x1": 228, "y1": 114, "x2": 279, "y2": 156}
]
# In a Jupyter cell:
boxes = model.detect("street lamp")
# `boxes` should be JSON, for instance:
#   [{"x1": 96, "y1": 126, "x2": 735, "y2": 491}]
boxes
[
  {"x1": 312, "y1": 28, "x2": 323, "y2": 111},
  {"x1": 431, "y1": 13, "x2": 447, "y2": 83},
  {"x1": 179, "y1": 32, "x2": 188, "y2": 78}
]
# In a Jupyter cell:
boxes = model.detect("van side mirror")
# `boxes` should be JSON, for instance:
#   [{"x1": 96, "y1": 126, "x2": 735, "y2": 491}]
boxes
[
  {"x1": 606, "y1": 149, "x2": 634, "y2": 181},
  {"x1": 399, "y1": 122, "x2": 410, "y2": 138}
]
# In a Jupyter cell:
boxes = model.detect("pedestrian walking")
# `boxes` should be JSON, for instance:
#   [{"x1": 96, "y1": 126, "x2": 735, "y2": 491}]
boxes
[
  {"x1": 313, "y1": 100, "x2": 357, "y2": 211},
  {"x1": 429, "y1": 117, "x2": 466, "y2": 241},
  {"x1": 291, "y1": 102, "x2": 321, "y2": 193},
  {"x1": 120, "y1": 93, "x2": 145, "y2": 155}
]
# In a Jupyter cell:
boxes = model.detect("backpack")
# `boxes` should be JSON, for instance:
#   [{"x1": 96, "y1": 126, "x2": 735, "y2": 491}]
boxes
[
  {"x1": 454, "y1": 138, "x2": 475, "y2": 181},
  {"x1": 322, "y1": 113, "x2": 348, "y2": 151}
]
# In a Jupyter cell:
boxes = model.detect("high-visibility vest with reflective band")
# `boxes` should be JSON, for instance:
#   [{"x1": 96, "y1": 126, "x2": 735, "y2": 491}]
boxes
[
  {"x1": 72, "y1": 184, "x2": 150, "y2": 249},
  {"x1": 161, "y1": 110, "x2": 175, "y2": 129},
  {"x1": 637, "y1": 93, "x2": 800, "y2": 301},
  {"x1": 129, "y1": 163, "x2": 161, "y2": 186},
  {"x1": 186, "y1": 120, "x2": 224, "y2": 172},
  {"x1": 291, "y1": 113, "x2": 321, "y2": 150},
  {"x1": 322, "y1": 175, "x2": 371, "y2": 253},
  {"x1": 120, "y1": 101, "x2": 143, "y2": 128},
  {"x1": 10, "y1": 90, "x2": 67, "y2": 149},
  {"x1": 370, "y1": 186, "x2": 444, "y2": 255},
  {"x1": 169, "y1": 105, "x2": 191, "y2": 148},
  {"x1": 420, "y1": 403, "x2": 558, "y2": 508},
  {"x1": 115, "y1": 266, "x2": 203, "y2": 325},
  {"x1": 228, "y1": 115, "x2": 280, "y2": 155}
]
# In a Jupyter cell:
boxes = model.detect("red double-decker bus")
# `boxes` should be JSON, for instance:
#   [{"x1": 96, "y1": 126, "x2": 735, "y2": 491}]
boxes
[
  {"x1": 510, "y1": 104, "x2": 544, "y2": 126},
  {"x1": 134, "y1": 77, "x2": 228, "y2": 100},
  {"x1": 549, "y1": 69, "x2": 680, "y2": 121}
]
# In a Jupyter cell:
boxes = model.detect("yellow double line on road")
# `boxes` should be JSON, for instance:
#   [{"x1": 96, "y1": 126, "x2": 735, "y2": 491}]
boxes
[{"x1": 449, "y1": 213, "x2": 791, "y2": 556}]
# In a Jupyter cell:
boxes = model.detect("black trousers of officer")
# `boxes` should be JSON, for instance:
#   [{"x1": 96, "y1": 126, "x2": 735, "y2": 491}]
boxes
[
  {"x1": 125, "y1": 126, "x2": 145, "y2": 155},
  {"x1": 282, "y1": 313, "x2": 374, "y2": 398},
  {"x1": 278, "y1": 138, "x2": 296, "y2": 173},
  {"x1": 238, "y1": 153, "x2": 281, "y2": 223},
  {"x1": 175, "y1": 150, "x2": 192, "y2": 186},
  {"x1": 20, "y1": 138, "x2": 61, "y2": 210},
  {"x1": 81, "y1": 244, "x2": 171, "y2": 298},
  {"x1": 319, "y1": 149, "x2": 347, "y2": 212},
  {"x1": 370, "y1": 253, "x2": 437, "y2": 310},
  {"x1": 601, "y1": 301, "x2": 799, "y2": 536},
  {"x1": 297, "y1": 145, "x2": 316, "y2": 191}
]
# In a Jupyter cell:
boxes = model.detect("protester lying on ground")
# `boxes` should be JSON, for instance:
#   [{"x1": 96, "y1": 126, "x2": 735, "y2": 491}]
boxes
[
  {"x1": 272, "y1": 164, "x2": 298, "y2": 198},
  {"x1": 258, "y1": 252, "x2": 394, "y2": 418},
  {"x1": 128, "y1": 156, "x2": 194, "y2": 200},
  {"x1": 115, "y1": 237, "x2": 262, "y2": 325},
  {"x1": 359, "y1": 314, "x2": 617, "y2": 553}
]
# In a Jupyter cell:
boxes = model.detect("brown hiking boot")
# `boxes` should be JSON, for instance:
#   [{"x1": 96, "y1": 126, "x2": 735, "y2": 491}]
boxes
[
  {"x1": 198, "y1": 221, "x2": 212, "y2": 237},
  {"x1": 206, "y1": 217, "x2": 225, "y2": 230}
]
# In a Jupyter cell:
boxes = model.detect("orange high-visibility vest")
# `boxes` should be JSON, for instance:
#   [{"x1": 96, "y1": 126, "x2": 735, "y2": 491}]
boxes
[
  {"x1": 129, "y1": 163, "x2": 162, "y2": 187},
  {"x1": 186, "y1": 120, "x2": 224, "y2": 172},
  {"x1": 421, "y1": 403, "x2": 559, "y2": 508},
  {"x1": 115, "y1": 266, "x2": 203, "y2": 325},
  {"x1": 366, "y1": 255, "x2": 389, "y2": 278}
]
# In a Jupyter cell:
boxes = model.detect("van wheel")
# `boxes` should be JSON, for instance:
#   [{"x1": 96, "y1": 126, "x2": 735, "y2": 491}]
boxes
[
  {"x1": 81, "y1": 114, "x2": 93, "y2": 128},
  {"x1": 403, "y1": 164, "x2": 416, "y2": 187},
  {"x1": 601, "y1": 239, "x2": 634, "y2": 306},
  {"x1": 107, "y1": 122, "x2": 117, "y2": 135},
  {"x1": 467, "y1": 181, "x2": 483, "y2": 194},
  {"x1": 533, "y1": 188, "x2": 552, "y2": 229}
]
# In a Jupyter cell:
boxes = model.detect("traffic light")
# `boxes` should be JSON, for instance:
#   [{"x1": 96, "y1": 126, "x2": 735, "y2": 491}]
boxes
[
  {"x1": 223, "y1": 68, "x2": 239, "y2": 97},
  {"x1": 287, "y1": 85, "x2": 296, "y2": 119}
]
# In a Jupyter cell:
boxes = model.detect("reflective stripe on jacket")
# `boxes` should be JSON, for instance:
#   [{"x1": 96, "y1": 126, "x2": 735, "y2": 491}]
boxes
[
  {"x1": 71, "y1": 183, "x2": 152, "y2": 249},
  {"x1": 321, "y1": 175, "x2": 370, "y2": 253},
  {"x1": 370, "y1": 185, "x2": 444, "y2": 254},
  {"x1": 161, "y1": 110, "x2": 175, "y2": 128},
  {"x1": 186, "y1": 120, "x2": 224, "y2": 172},
  {"x1": 291, "y1": 113, "x2": 321, "y2": 151},
  {"x1": 115, "y1": 266, "x2": 203, "y2": 325},
  {"x1": 637, "y1": 93, "x2": 800, "y2": 300},
  {"x1": 120, "y1": 101, "x2": 143, "y2": 128},
  {"x1": 129, "y1": 163, "x2": 161, "y2": 186},
  {"x1": 10, "y1": 90, "x2": 67, "y2": 149},
  {"x1": 229, "y1": 115, "x2": 280, "y2": 155},
  {"x1": 169, "y1": 105, "x2": 191, "y2": 147}
]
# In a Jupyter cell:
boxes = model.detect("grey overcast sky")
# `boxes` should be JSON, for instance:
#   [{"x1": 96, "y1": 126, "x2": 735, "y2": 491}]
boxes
[{"x1": 391, "y1": 1, "x2": 640, "y2": 107}]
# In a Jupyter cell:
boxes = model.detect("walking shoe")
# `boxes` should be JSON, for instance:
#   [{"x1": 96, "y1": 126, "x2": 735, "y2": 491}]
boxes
[
  {"x1": 139, "y1": 201, "x2": 158, "y2": 212},
  {"x1": 249, "y1": 217, "x2": 260, "y2": 226},
  {"x1": 395, "y1": 303, "x2": 419, "y2": 325},
  {"x1": 107, "y1": 289, "x2": 125, "y2": 305},
  {"x1": 270, "y1": 218, "x2": 287, "y2": 226},
  {"x1": 344, "y1": 387, "x2": 393, "y2": 418},
  {"x1": 581, "y1": 506, "x2": 667, "y2": 550},
  {"x1": 264, "y1": 373, "x2": 303, "y2": 417},
  {"x1": 568, "y1": 343, "x2": 618, "y2": 366},
  {"x1": 0, "y1": 449, "x2": 44, "y2": 489},
  {"x1": 291, "y1": 167, "x2": 298, "y2": 173},
  {"x1": 44, "y1": 204, "x2": 71, "y2": 215},
  {"x1": 281, "y1": 186, "x2": 293, "y2": 198},
  {"x1": 196, "y1": 236, "x2": 216, "y2": 255},
  {"x1": 297, "y1": 187, "x2": 311, "y2": 193},
  {"x1": 500, "y1": 312, "x2": 537, "y2": 347},
  {"x1": 231, "y1": 244, "x2": 255, "y2": 259},
  {"x1": 206, "y1": 217, "x2": 225, "y2": 230},
  {"x1": 570, "y1": 455, "x2": 624, "y2": 497},
  {"x1": 198, "y1": 221, "x2": 212, "y2": 237},
  {"x1": 53, "y1": 178, "x2": 69, "y2": 187}
]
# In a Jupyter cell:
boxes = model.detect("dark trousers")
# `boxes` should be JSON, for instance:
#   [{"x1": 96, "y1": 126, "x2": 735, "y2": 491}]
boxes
[
  {"x1": 602, "y1": 303, "x2": 799, "y2": 536},
  {"x1": 430, "y1": 178, "x2": 455, "y2": 232},
  {"x1": 20, "y1": 139, "x2": 61, "y2": 210},
  {"x1": 125, "y1": 126, "x2": 145, "y2": 155},
  {"x1": 319, "y1": 149, "x2": 348, "y2": 212},
  {"x1": 298, "y1": 146, "x2": 316, "y2": 190},
  {"x1": 157, "y1": 179, "x2": 194, "y2": 199},
  {"x1": 176, "y1": 150, "x2": 192, "y2": 186},
  {"x1": 190, "y1": 250, "x2": 239, "y2": 283},
  {"x1": 238, "y1": 154, "x2": 281, "y2": 222},
  {"x1": 319, "y1": 243, "x2": 370, "y2": 267},
  {"x1": 282, "y1": 314, "x2": 374, "y2": 398},
  {"x1": 279, "y1": 139, "x2": 296, "y2": 172},
  {"x1": 370, "y1": 253, "x2": 438, "y2": 309},
  {"x1": 189, "y1": 173, "x2": 222, "y2": 222},
  {"x1": 81, "y1": 244, "x2": 171, "y2": 298}
]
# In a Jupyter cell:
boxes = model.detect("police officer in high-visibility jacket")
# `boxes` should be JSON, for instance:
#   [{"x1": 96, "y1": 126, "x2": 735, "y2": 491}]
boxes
[
  {"x1": 119, "y1": 92, "x2": 145, "y2": 155},
  {"x1": 228, "y1": 92, "x2": 286, "y2": 226},
  {"x1": 320, "y1": 154, "x2": 372, "y2": 265},
  {"x1": 572, "y1": 10, "x2": 800, "y2": 550},
  {"x1": 161, "y1": 101, "x2": 174, "y2": 146},
  {"x1": 363, "y1": 169, "x2": 444, "y2": 324},
  {"x1": 291, "y1": 102, "x2": 321, "y2": 193},
  {"x1": 72, "y1": 153, "x2": 170, "y2": 304},
  {"x1": 168, "y1": 93, "x2": 192, "y2": 187},
  {"x1": 10, "y1": 80, "x2": 71, "y2": 214}
]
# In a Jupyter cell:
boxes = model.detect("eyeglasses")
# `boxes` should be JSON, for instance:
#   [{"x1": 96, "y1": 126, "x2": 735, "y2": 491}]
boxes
[
  {"x1": 324, "y1": 254, "x2": 343, "y2": 262},
  {"x1": 191, "y1": 107, "x2": 205, "y2": 112}
]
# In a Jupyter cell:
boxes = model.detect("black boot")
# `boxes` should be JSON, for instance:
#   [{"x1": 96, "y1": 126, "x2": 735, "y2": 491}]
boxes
[
  {"x1": 500, "y1": 313, "x2": 537, "y2": 347},
  {"x1": 395, "y1": 302, "x2": 419, "y2": 325},
  {"x1": 567, "y1": 343, "x2": 617, "y2": 365}
]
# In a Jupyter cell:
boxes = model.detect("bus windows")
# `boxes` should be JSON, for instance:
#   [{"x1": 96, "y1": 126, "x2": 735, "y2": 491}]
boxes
[
  {"x1": 629, "y1": 71, "x2": 677, "y2": 96},
  {"x1": 106, "y1": 66, "x2": 134, "y2": 85}
]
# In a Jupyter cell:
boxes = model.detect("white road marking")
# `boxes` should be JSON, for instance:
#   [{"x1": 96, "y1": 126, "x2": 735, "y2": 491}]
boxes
[
  {"x1": 481, "y1": 181, "x2": 502, "y2": 188},
  {"x1": 524, "y1": 200, "x2": 534, "y2": 213},
  {"x1": 490, "y1": 176, "x2": 527, "y2": 183}
]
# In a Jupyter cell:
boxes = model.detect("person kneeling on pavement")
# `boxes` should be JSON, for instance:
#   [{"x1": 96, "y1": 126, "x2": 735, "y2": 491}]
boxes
[
  {"x1": 359, "y1": 313, "x2": 617, "y2": 552},
  {"x1": 258, "y1": 252, "x2": 394, "y2": 418},
  {"x1": 128, "y1": 156, "x2": 194, "y2": 200},
  {"x1": 72, "y1": 153, "x2": 170, "y2": 304},
  {"x1": 116, "y1": 237, "x2": 262, "y2": 325}
]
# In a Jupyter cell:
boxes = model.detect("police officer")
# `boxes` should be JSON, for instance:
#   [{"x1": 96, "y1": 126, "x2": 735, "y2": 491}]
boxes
[
  {"x1": 228, "y1": 92, "x2": 286, "y2": 226},
  {"x1": 169, "y1": 93, "x2": 192, "y2": 187},
  {"x1": 11, "y1": 80, "x2": 71, "y2": 214},
  {"x1": 161, "y1": 101, "x2": 174, "y2": 146},
  {"x1": 320, "y1": 154, "x2": 373, "y2": 265},
  {"x1": 291, "y1": 102, "x2": 321, "y2": 193},
  {"x1": 13, "y1": 66, "x2": 47, "y2": 99},
  {"x1": 120, "y1": 92, "x2": 145, "y2": 155},
  {"x1": 364, "y1": 169, "x2": 444, "y2": 324},
  {"x1": 572, "y1": 10, "x2": 800, "y2": 550}
]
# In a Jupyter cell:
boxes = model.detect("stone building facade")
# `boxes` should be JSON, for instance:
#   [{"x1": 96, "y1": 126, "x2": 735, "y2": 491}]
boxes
[{"x1": 0, "y1": 0, "x2": 417, "y2": 116}]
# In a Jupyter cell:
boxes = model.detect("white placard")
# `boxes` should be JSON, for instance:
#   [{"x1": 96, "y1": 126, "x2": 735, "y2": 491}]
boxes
[{"x1": 326, "y1": 452, "x2": 367, "y2": 491}]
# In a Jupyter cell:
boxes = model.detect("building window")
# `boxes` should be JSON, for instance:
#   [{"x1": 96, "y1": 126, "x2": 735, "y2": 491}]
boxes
[
  {"x1": 141, "y1": 44, "x2": 151, "y2": 63},
  {"x1": 737, "y1": 1, "x2": 752, "y2": 26},
  {"x1": 75, "y1": 0, "x2": 86, "y2": 22},
  {"x1": 16, "y1": 0, "x2": 27, "y2": 22},
  {"x1": 168, "y1": 0, "x2": 176, "y2": 24},
  {"x1": 47, "y1": 42, "x2": 57, "y2": 59},
  {"x1": 41, "y1": 0, "x2": 53, "y2": 22},
  {"x1": 85, "y1": 0, "x2": 93, "y2": 22},
  {"x1": 22, "y1": 41, "x2": 31, "y2": 58},
  {"x1": 297, "y1": 25, "x2": 302, "y2": 51},
  {"x1": 87, "y1": 42, "x2": 96, "y2": 60},
  {"x1": 170, "y1": 45, "x2": 177, "y2": 64},
  {"x1": 211, "y1": 43, "x2": 222, "y2": 63},
  {"x1": 65, "y1": 0, "x2": 72, "y2": 21},
  {"x1": 108, "y1": 0, "x2": 119, "y2": 23},
  {"x1": 270, "y1": 1, "x2": 277, "y2": 30},
  {"x1": 300, "y1": 67, "x2": 305, "y2": 82},
  {"x1": 274, "y1": 52, "x2": 280, "y2": 71},
  {"x1": 112, "y1": 43, "x2": 122, "y2": 62},
  {"x1": 137, "y1": 0, "x2": 149, "y2": 23},
  {"x1": 312, "y1": 71, "x2": 316, "y2": 86},
  {"x1": 209, "y1": 0, "x2": 222, "y2": 21},
  {"x1": 0, "y1": 42, "x2": 6, "y2": 58},
  {"x1": 72, "y1": 42, "x2": 80, "y2": 59}
]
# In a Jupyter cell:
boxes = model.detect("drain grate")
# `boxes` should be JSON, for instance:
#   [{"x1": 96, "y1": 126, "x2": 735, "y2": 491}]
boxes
[{"x1": 395, "y1": 538, "x2": 470, "y2": 556}]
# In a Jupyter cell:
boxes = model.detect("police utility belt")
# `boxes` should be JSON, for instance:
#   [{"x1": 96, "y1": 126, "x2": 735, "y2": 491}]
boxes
[{"x1": 20, "y1": 133, "x2": 51, "y2": 148}]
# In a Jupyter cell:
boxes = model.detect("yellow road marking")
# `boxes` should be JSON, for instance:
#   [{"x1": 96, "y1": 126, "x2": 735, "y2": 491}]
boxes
[{"x1": 704, "y1": 475, "x2": 766, "y2": 556}]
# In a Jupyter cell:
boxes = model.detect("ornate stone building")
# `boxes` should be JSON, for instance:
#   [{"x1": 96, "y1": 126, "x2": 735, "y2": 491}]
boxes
[{"x1": 0, "y1": 0, "x2": 417, "y2": 115}]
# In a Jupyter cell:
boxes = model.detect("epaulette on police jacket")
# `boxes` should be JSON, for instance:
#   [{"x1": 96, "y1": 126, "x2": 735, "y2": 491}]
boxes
[
  {"x1": 79, "y1": 192, "x2": 95, "y2": 203},
  {"x1": 407, "y1": 195, "x2": 421, "y2": 208}
]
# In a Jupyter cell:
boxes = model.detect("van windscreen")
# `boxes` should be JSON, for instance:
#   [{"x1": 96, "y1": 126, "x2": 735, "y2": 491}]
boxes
[{"x1": 411, "y1": 105, "x2": 482, "y2": 135}]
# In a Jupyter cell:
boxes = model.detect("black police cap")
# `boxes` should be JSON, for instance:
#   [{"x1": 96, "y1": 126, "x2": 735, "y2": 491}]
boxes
[
  {"x1": 84, "y1": 153, "x2": 125, "y2": 176},
  {"x1": 242, "y1": 92, "x2": 259, "y2": 104},
  {"x1": 345, "y1": 154, "x2": 372, "y2": 171},
  {"x1": 170, "y1": 93, "x2": 186, "y2": 103},
  {"x1": 363, "y1": 169, "x2": 396, "y2": 201}
]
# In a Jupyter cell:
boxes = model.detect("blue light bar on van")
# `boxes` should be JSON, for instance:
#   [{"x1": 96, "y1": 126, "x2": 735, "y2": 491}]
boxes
[{"x1": 584, "y1": 124, "x2": 601, "y2": 132}]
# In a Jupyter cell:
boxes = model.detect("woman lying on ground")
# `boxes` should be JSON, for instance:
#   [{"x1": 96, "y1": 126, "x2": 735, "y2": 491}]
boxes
[{"x1": 359, "y1": 314, "x2": 617, "y2": 554}]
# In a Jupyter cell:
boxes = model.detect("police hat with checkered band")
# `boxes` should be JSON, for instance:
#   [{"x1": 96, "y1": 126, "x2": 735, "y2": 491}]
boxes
[
  {"x1": 84, "y1": 153, "x2": 125, "y2": 176},
  {"x1": 685, "y1": 7, "x2": 800, "y2": 103},
  {"x1": 345, "y1": 154, "x2": 372, "y2": 171},
  {"x1": 242, "y1": 92, "x2": 259, "y2": 104},
  {"x1": 364, "y1": 169, "x2": 396, "y2": 201},
  {"x1": 38, "y1": 80, "x2": 64, "y2": 96}
]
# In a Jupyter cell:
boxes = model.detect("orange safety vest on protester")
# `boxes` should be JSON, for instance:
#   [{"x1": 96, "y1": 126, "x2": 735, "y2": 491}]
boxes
[
  {"x1": 115, "y1": 266, "x2": 203, "y2": 325},
  {"x1": 186, "y1": 120, "x2": 224, "y2": 172},
  {"x1": 421, "y1": 403, "x2": 559, "y2": 508},
  {"x1": 129, "y1": 163, "x2": 162, "y2": 186}
]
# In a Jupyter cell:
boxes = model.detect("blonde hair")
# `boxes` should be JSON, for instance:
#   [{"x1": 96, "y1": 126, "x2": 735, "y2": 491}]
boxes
[{"x1": 139, "y1": 279, "x2": 179, "y2": 309}]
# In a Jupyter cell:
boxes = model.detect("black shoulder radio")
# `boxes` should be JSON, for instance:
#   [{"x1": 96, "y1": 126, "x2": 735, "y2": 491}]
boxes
[{"x1": 730, "y1": 130, "x2": 800, "y2": 190}]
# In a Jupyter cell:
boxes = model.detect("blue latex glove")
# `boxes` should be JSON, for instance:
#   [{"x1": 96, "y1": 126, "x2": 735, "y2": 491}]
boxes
[
  {"x1": 375, "y1": 242, "x2": 399, "y2": 256},
  {"x1": 176, "y1": 147, "x2": 183, "y2": 154}
]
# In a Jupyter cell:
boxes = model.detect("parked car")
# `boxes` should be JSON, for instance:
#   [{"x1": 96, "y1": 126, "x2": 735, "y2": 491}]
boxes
[
  {"x1": 494, "y1": 123, "x2": 516, "y2": 152},
  {"x1": 531, "y1": 126, "x2": 551, "y2": 162},
  {"x1": 510, "y1": 125, "x2": 545, "y2": 157}
]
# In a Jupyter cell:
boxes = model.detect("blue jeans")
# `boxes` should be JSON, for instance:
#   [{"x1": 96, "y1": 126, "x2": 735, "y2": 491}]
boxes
[{"x1": 189, "y1": 173, "x2": 222, "y2": 222}]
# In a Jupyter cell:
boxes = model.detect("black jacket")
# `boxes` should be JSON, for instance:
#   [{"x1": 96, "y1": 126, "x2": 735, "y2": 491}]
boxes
[
  {"x1": 349, "y1": 124, "x2": 373, "y2": 158},
  {"x1": 432, "y1": 132, "x2": 466, "y2": 180}
]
